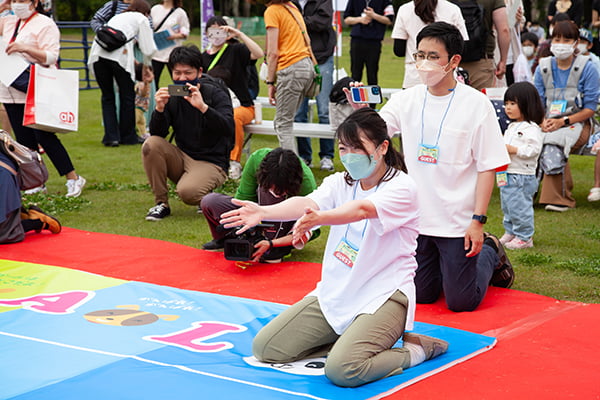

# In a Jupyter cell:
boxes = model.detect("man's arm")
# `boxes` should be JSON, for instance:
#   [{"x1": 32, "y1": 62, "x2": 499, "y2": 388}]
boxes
[
  {"x1": 492, "y1": 7, "x2": 510, "y2": 79},
  {"x1": 201, "y1": 84, "x2": 235, "y2": 140},
  {"x1": 464, "y1": 170, "x2": 495, "y2": 257},
  {"x1": 90, "y1": 1, "x2": 112, "y2": 33}
]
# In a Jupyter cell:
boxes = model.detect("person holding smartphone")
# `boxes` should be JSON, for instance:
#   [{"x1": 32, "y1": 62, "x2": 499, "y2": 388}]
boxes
[{"x1": 142, "y1": 44, "x2": 234, "y2": 221}]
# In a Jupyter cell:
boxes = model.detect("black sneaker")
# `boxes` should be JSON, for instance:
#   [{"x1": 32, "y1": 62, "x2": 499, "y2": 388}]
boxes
[
  {"x1": 202, "y1": 238, "x2": 225, "y2": 250},
  {"x1": 485, "y1": 232, "x2": 515, "y2": 288},
  {"x1": 145, "y1": 203, "x2": 170, "y2": 221}
]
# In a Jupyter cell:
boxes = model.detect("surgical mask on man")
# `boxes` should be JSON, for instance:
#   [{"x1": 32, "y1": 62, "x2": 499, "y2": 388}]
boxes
[
  {"x1": 172, "y1": 77, "x2": 200, "y2": 87},
  {"x1": 340, "y1": 148, "x2": 379, "y2": 180},
  {"x1": 415, "y1": 59, "x2": 451, "y2": 87},
  {"x1": 550, "y1": 43, "x2": 575, "y2": 60},
  {"x1": 522, "y1": 45, "x2": 535, "y2": 58},
  {"x1": 11, "y1": 2, "x2": 35, "y2": 20}
]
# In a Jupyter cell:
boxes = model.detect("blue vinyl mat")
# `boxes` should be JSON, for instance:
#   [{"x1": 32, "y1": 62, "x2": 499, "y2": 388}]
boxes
[{"x1": 0, "y1": 260, "x2": 496, "y2": 400}]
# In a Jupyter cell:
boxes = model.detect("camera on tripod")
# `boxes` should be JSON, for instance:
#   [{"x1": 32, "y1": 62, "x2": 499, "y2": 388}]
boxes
[{"x1": 219, "y1": 223, "x2": 274, "y2": 261}]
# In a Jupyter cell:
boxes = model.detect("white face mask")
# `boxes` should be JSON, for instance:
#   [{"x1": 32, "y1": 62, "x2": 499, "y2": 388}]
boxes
[
  {"x1": 550, "y1": 43, "x2": 576, "y2": 60},
  {"x1": 522, "y1": 45, "x2": 535, "y2": 57},
  {"x1": 207, "y1": 27, "x2": 228, "y2": 47},
  {"x1": 577, "y1": 43, "x2": 589, "y2": 54},
  {"x1": 11, "y1": 2, "x2": 35, "y2": 20},
  {"x1": 415, "y1": 59, "x2": 451, "y2": 87}
]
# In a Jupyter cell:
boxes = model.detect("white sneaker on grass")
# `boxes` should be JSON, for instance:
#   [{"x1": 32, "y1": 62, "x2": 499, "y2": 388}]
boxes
[
  {"x1": 65, "y1": 175, "x2": 86, "y2": 198},
  {"x1": 23, "y1": 185, "x2": 47, "y2": 195},
  {"x1": 228, "y1": 161, "x2": 242, "y2": 180},
  {"x1": 587, "y1": 187, "x2": 600, "y2": 202},
  {"x1": 319, "y1": 157, "x2": 334, "y2": 171}
]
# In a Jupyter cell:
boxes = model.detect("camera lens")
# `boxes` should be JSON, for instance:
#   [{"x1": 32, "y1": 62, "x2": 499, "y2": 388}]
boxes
[{"x1": 371, "y1": 86, "x2": 380, "y2": 95}]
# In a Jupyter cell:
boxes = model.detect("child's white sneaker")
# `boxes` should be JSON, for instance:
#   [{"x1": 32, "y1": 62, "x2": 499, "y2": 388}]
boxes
[
  {"x1": 505, "y1": 237, "x2": 533, "y2": 250},
  {"x1": 587, "y1": 187, "x2": 600, "y2": 202}
]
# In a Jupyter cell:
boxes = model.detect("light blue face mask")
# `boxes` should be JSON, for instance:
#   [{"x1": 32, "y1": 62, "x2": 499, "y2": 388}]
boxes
[{"x1": 340, "y1": 148, "x2": 379, "y2": 180}]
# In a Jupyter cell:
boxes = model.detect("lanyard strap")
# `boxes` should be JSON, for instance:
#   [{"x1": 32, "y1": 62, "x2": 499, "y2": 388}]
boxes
[
  {"x1": 207, "y1": 43, "x2": 228, "y2": 71},
  {"x1": 343, "y1": 181, "x2": 379, "y2": 242},
  {"x1": 420, "y1": 86, "x2": 456, "y2": 147},
  {"x1": 9, "y1": 12, "x2": 38, "y2": 44}
]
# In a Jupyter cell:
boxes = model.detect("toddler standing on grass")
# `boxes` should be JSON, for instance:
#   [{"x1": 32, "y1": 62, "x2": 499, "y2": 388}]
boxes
[
  {"x1": 500, "y1": 82, "x2": 545, "y2": 249},
  {"x1": 135, "y1": 64, "x2": 154, "y2": 141}
]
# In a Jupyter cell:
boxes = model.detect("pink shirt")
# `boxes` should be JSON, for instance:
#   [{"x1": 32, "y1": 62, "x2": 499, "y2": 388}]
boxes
[{"x1": 0, "y1": 12, "x2": 60, "y2": 103}]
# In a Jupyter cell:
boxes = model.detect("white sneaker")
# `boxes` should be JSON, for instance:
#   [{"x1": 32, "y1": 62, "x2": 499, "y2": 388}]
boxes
[
  {"x1": 505, "y1": 237, "x2": 534, "y2": 250},
  {"x1": 587, "y1": 187, "x2": 600, "y2": 202},
  {"x1": 228, "y1": 161, "x2": 242, "y2": 180},
  {"x1": 544, "y1": 204, "x2": 570, "y2": 212},
  {"x1": 499, "y1": 233, "x2": 515, "y2": 245},
  {"x1": 23, "y1": 185, "x2": 47, "y2": 195},
  {"x1": 65, "y1": 175, "x2": 86, "y2": 198},
  {"x1": 320, "y1": 157, "x2": 334, "y2": 171}
]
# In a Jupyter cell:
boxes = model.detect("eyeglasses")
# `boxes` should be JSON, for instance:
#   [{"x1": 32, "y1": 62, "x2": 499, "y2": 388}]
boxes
[{"x1": 412, "y1": 52, "x2": 448, "y2": 62}]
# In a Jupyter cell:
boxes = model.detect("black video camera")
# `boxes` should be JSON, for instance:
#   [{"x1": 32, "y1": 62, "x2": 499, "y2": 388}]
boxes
[{"x1": 220, "y1": 223, "x2": 274, "y2": 261}]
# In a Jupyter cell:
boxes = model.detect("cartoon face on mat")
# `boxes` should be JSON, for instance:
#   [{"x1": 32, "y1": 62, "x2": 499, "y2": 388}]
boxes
[
  {"x1": 243, "y1": 356, "x2": 326, "y2": 376},
  {"x1": 84, "y1": 305, "x2": 179, "y2": 326}
]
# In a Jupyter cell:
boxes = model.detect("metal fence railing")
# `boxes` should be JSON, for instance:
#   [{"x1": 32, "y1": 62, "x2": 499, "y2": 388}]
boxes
[{"x1": 57, "y1": 21, "x2": 97, "y2": 90}]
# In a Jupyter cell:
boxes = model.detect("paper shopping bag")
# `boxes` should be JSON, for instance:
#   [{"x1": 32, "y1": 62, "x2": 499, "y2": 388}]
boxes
[{"x1": 23, "y1": 64, "x2": 79, "y2": 133}]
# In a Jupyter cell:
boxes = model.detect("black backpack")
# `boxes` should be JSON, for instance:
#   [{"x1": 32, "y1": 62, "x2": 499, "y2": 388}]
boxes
[{"x1": 450, "y1": 0, "x2": 487, "y2": 62}]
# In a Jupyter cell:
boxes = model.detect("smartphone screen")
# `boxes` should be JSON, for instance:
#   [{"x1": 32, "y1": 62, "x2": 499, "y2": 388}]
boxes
[
  {"x1": 168, "y1": 84, "x2": 190, "y2": 97},
  {"x1": 350, "y1": 86, "x2": 383, "y2": 104}
]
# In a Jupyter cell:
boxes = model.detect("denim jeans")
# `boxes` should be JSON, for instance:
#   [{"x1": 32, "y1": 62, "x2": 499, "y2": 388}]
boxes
[
  {"x1": 294, "y1": 55, "x2": 335, "y2": 162},
  {"x1": 500, "y1": 173, "x2": 538, "y2": 240}
]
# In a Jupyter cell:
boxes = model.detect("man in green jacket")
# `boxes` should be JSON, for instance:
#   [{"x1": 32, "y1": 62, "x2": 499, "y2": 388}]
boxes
[{"x1": 200, "y1": 147, "x2": 318, "y2": 263}]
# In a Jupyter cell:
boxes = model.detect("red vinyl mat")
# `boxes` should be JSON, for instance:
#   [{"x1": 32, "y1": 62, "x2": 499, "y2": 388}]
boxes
[{"x1": 1, "y1": 227, "x2": 598, "y2": 399}]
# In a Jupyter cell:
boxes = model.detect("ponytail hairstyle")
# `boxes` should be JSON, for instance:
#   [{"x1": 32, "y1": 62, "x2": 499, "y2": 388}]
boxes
[
  {"x1": 336, "y1": 108, "x2": 407, "y2": 186},
  {"x1": 414, "y1": 0, "x2": 438, "y2": 24}
]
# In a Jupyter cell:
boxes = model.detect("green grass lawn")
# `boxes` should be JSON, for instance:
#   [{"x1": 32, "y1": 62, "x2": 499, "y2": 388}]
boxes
[{"x1": 17, "y1": 32, "x2": 600, "y2": 304}]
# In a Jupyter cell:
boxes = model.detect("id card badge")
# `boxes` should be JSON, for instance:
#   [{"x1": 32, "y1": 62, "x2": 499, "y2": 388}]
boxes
[
  {"x1": 496, "y1": 170, "x2": 508, "y2": 187},
  {"x1": 548, "y1": 100, "x2": 567, "y2": 116},
  {"x1": 333, "y1": 238, "x2": 359, "y2": 268},
  {"x1": 417, "y1": 144, "x2": 439, "y2": 164}
]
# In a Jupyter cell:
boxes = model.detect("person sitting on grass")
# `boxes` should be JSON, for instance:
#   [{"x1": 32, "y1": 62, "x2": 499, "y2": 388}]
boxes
[
  {"x1": 200, "y1": 147, "x2": 318, "y2": 263},
  {"x1": 142, "y1": 44, "x2": 234, "y2": 221},
  {"x1": 1, "y1": 152, "x2": 61, "y2": 244},
  {"x1": 220, "y1": 109, "x2": 448, "y2": 388}
]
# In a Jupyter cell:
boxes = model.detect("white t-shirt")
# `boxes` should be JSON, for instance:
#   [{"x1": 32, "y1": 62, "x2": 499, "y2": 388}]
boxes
[
  {"x1": 88, "y1": 12, "x2": 157, "y2": 82},
  {"x1": 150, "y1": 5, "x2": 190, "y2": 63},
  {"x1": 503, "y1": 121, "x2": 543, "y2": 175},
  {"x1": 379, "y1": 82, "x2": 510, "y2": 237},
  {"x1": 391, "y1": 0, "x2": 468, "y2": 88},
  {"x1": 307, "y1": 171, "x2": 419, "y2": 334}
]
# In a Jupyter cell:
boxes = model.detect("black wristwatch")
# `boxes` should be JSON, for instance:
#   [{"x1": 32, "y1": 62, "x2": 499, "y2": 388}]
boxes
[
  {"x1": 265, "y1": 80, "x2": 275, "y2": 85},
  {"x1": 472, "y1": 214, "x2": 488, "y2": 224},
  {"x1": 563, "y1": 116, "x2": 570, "y2": 126}
]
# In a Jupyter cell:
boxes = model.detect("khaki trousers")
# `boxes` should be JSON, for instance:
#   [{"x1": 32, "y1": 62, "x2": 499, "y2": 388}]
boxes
[
  {"x1": 141, "y1": 136, "x2": 226, "y2": 206},
  {"x1": 252, "y1": 290, "x2": 410, "y2": 388},
  {"x1": 274, "y1": 57, "x2": 314, "y2": 154}
]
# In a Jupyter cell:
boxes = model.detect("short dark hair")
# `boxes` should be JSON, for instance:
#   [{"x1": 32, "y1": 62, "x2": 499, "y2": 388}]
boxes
[
  {"x1": 416, "y1": 21, "x2": 464, "y2": 58},
  {"x1": 550, "y1": 12, "x2": 571, "y2": 26},
  {"x1": 336, "y1": 108, "x2": 407, "y2": 186},
  {"x1": 521, "y1": 31, "x2": 539, "y2": 47},
  {"x1": 256, "y1": 148, "x2": 304, "y2": 197},
  {"x1": 168, "y1": 45, "x2": 203, "y2": 71},
  {"x1": 551, "y1": 20, "x2": 579, "y2": 40},
  {"x1": 205, "y1": 16, "x2": 228, "y2": 30},
  {"x1": 504, "y1": 81, "x2": 545, "y2": 125},
  {"x1": 125, "y1": 0, "x2": 151, "y2": 16}
]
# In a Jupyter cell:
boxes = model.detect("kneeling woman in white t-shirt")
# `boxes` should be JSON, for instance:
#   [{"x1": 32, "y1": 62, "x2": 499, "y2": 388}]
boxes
[{"x1": 221, "y1": 108, "x2": 448, "y2": 387}]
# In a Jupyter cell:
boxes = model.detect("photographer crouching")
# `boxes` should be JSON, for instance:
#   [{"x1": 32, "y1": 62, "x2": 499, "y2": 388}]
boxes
[{"x1": 201, "y1": 147, "x2": 319, "y2": 263}]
